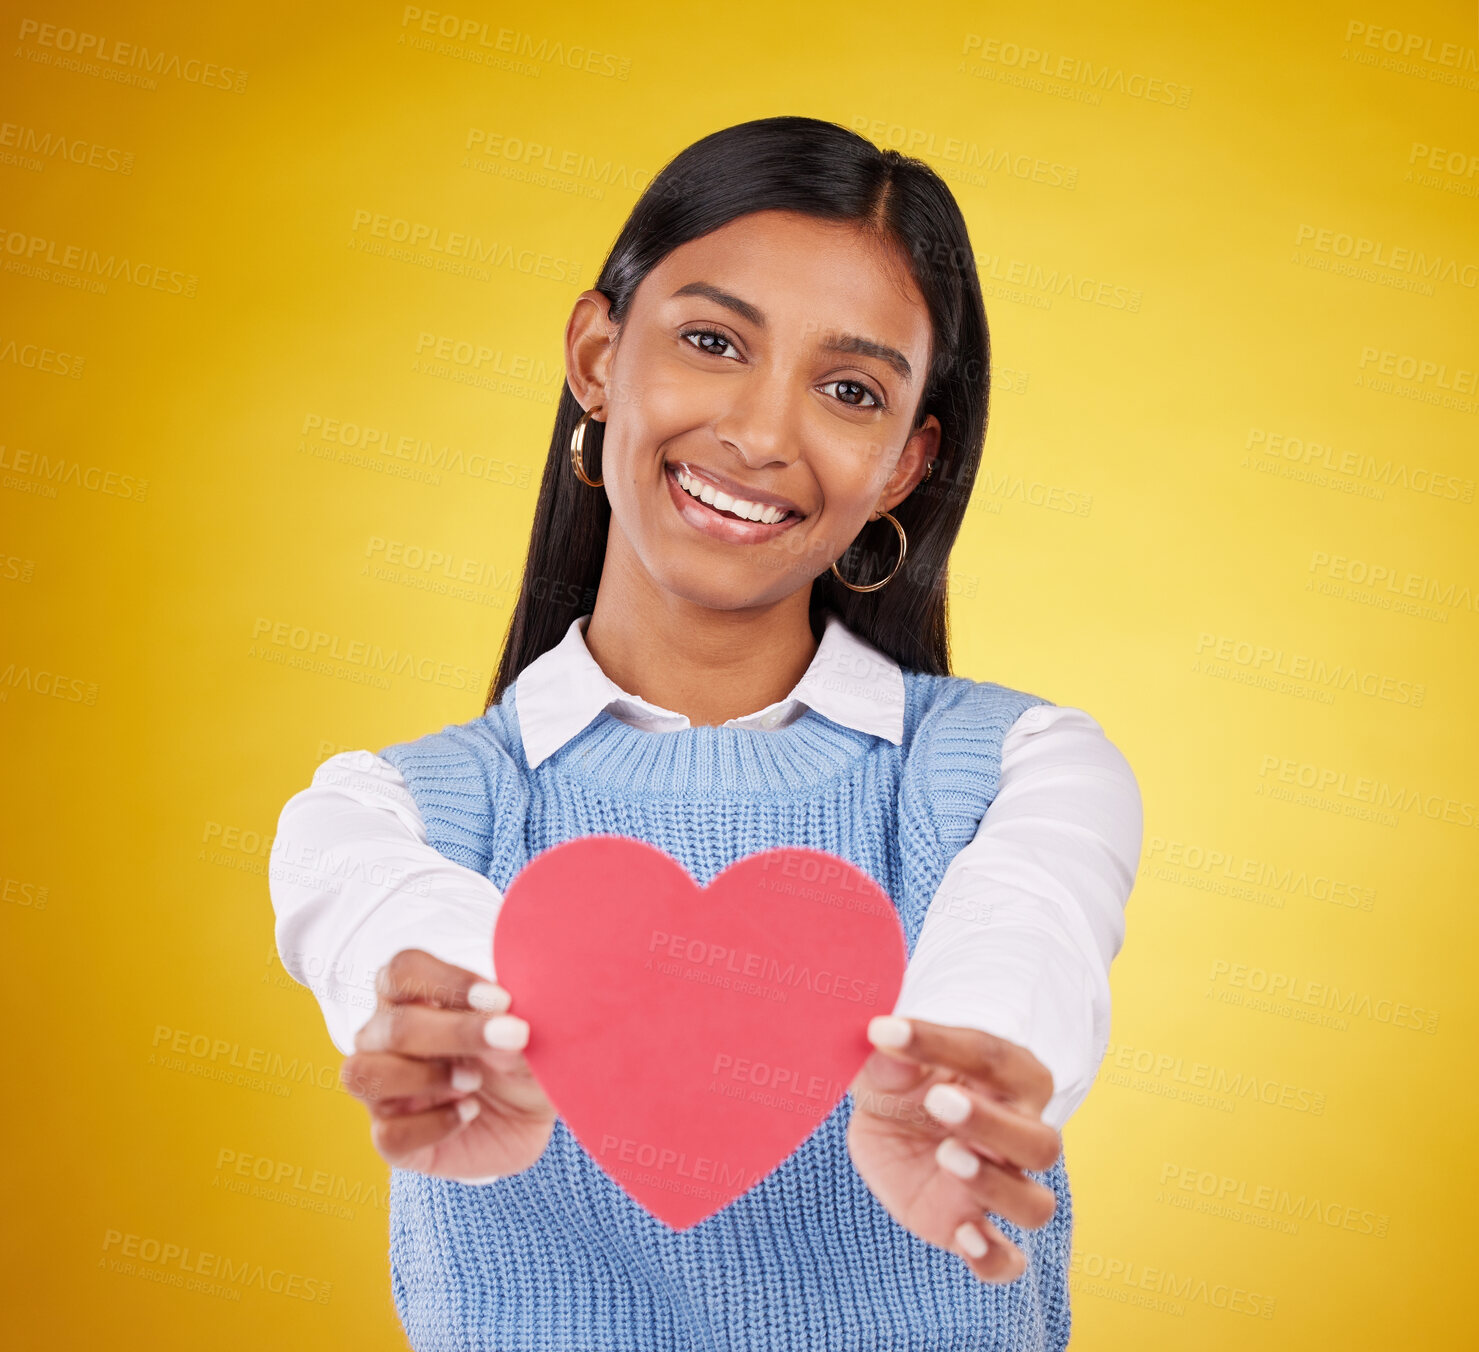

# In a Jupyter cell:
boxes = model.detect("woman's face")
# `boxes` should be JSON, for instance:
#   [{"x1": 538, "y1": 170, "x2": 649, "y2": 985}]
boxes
[{"x1": 566, "y1": 209, "x2": 941, "y2": 612}]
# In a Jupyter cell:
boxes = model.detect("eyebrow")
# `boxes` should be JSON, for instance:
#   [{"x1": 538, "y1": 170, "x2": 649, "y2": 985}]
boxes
[{"x1": 670, "y1": 281, "x2": 914, "y2": 383}]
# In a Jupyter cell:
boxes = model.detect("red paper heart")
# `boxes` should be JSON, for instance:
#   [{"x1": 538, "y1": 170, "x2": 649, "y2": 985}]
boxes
[{"x1": 492, "y1": 835, "x2": 907, "y2": 1230}]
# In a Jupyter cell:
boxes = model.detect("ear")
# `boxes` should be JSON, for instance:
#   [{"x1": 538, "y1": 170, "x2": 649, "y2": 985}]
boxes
[
  {"x1": 879, "y1": 413, "x2": 941, "y2": 513},
  {"x1": 564, "y1": 289, "x2": 620, "y2": 414}
]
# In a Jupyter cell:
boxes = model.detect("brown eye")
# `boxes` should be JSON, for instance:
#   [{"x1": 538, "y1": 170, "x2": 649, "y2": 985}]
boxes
[
  {"x1": 681, "y1": 328, "x2": 741, "y2": 360},
  {"x1": 821, "y1": 379, "x2": 883, "y2": 410}
]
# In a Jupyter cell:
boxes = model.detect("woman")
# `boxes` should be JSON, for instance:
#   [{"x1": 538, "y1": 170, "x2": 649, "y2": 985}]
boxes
[{"x1": 270, "y1": 115, "x2": 1142, "y2": 1350}]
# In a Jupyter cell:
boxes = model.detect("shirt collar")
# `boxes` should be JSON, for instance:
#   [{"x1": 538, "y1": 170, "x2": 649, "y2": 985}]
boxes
[{"x1": 514, "y1": 609, "x2": 905, "y2": 770}]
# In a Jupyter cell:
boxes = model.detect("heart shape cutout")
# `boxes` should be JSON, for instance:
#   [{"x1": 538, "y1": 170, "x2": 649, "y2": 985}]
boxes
[{"x1": 492, "y1": 835, "x2": 907, "y2": 1230}]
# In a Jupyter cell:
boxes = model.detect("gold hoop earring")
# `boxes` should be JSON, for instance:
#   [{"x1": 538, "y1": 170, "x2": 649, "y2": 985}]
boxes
[
  {"x1": 570, "y1": 407, "x2": 604, "y2": 487},
  {"x1": 830, "y1": 509, "x2": 908, "y2": 593}
]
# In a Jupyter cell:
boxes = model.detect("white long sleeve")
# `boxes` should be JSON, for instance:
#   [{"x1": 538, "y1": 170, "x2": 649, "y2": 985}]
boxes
[
  {"x1": 267, "y1": 708, "x2": 1141, "y2": 1131},
  {"x1": 893, "y1": 705, "x2": 1142, "y2": 1130},
  {"x1": 269, "y1": 750, "x2": 503, "y2": 1057}
]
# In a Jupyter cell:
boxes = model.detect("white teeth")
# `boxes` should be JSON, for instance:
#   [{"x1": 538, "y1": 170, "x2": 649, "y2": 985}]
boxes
[{"x1": 674, "y1": 467, "x2": 790, "y2": 524}]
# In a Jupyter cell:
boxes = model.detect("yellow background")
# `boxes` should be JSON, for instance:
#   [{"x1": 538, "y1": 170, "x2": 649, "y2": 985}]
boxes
[{"x1": 4, "y1": 0, "x2": 1475, "y2": 1345}]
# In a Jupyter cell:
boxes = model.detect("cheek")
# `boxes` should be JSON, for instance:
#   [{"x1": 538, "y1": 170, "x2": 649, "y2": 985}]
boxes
[
  {"x1": 809, "y1": 446, "x2": 887, "y2": 515},
  {"x1": 640, "y1": 361, "x2": 721, "y2": 434},
  {"x1": 611, "y1": 340, "x2": 710, "y2": 432}
]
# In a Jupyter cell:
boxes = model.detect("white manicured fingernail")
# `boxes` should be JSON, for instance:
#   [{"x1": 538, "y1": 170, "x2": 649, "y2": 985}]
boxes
[
  {"x1": 867, "y1": 1015, "x2": 912, "y2": 1048},
  {"x1": 469, "y1": 982, "x2": 511, "y2": 1013},
  {"x1": 936, "y1": 1136, "x2": 981, "y2": 1180},
  {"x1": 955, "y1": 1221, "x2": 988, "y2": 1258},
  {"x1": 456, "y1": 1096, "x2": 481, "y2": 1123},
  {"x1": 483, "y1": 1014, "x2": 529, "y2": 1050},
  {"x1": 451, "y1": 1065, "x2": 483, "y2": 1093},
  {"x1": 925, "y1": 1083, "x2": 972, "y2": 1125}
]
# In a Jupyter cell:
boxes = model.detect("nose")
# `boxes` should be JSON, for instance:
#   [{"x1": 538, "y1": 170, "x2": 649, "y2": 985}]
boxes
[{"x1": 711, "y1": 364, "x2": 802, "y2": 470}]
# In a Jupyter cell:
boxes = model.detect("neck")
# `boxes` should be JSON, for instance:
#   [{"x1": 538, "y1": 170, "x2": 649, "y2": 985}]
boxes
[{"x1": 583, "y1": 545, "x2": 821, "y2": 729}]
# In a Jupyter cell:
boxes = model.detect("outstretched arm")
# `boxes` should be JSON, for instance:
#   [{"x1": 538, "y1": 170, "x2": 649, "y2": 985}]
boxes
[
  {"x1": 892, "y1": 705, "x2": 1144, "y2": 1131},
  {"x1": 847, "y1": 703, "x2": 1143, "y2": 1278},
  {"x1": 268, "y1": 751, "x2": 505, "y2": 1056}
]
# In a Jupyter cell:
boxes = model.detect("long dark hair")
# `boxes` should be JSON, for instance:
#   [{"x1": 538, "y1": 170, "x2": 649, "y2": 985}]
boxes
[{"x1": 486, "y1": 114, "x2": 991, "y2": 711}]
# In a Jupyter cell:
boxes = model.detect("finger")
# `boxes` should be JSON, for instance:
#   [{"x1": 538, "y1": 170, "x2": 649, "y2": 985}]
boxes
[
  {"x1": 912, "y1": 1149, "x2": 1033, "y2": 1283},
  {"x1": 867, "y1": 1015, "x2": 1053, "y2": 1112},
  {"x1": 921, "y1": 1080, "x2": 1063, "y2": 1174},
  {"x1": 934, "y1": 1138, "x2": 1058, "y2": 1231},
  {"x1": 952, "y1": 1214, "x2": 1029, "y2": 1285},
  {"x1": 340, "y1": 1051, "x2": 484, "y2": 1113},
  {"x1": 371, "y1": 1095, "x2": 483, "y2": 1167},
  {"x1": 374, "y1": 948, "x2": 512, "y2": 1015},
  {"x1": 354, "y1": 1002, "x2": 530, "y2": 1061},
  {"x1": 848, "y1": 1048, "x2": 935, "y2": 1123}
]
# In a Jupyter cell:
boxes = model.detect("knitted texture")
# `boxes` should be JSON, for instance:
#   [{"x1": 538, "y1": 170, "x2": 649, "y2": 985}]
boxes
[{"x1": 377, "y1": 668, "x2": 1070, "y2": 1352}]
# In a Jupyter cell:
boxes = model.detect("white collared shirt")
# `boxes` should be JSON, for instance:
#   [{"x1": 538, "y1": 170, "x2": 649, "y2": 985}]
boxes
[
  {"x1": 515, "y1": 610, "x2": 907, "y2": 765},
  {"x1": 270, "y1": 610, "x2": 1143, "y2": 1132}
]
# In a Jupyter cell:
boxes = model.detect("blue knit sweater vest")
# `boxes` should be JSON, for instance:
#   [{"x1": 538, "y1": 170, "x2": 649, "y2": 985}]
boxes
[{"x1": 377, "y1": 666, "x2": 1071, "y2": 1352}]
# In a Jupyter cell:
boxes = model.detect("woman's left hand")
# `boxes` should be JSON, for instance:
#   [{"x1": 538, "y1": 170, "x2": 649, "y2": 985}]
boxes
[{"x1": 846, "y1": 1015, "x2": 1063, "y2": 1284}]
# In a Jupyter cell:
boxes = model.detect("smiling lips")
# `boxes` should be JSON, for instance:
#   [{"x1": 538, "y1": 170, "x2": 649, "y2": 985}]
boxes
[
  {"x1": 669, "y1": 461, "x2": 801, "y2": 523},
  {"x1": 664, "y1": 460, "x2": 805, "y2": 543}
]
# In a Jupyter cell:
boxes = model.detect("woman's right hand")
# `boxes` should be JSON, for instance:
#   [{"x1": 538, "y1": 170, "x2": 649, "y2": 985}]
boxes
[{"x1": 341, "y1": 948, "x2": 555, "y2": 1181}]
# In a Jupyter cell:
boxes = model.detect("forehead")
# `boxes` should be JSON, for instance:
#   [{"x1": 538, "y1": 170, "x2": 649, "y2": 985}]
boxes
[{"x1": 638, "y1": 210, "x2": 932, "y2": 358}]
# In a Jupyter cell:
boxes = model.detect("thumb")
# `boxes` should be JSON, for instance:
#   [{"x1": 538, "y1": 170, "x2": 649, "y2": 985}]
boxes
[
  {"x1": 850, "y1": 1015, "x2": 929, "y2": 1098},
  {"x1": 860, "y1": 1046, "x2": 923, "y2": 1092}
]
